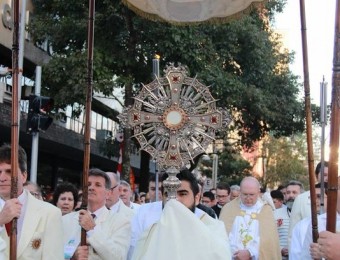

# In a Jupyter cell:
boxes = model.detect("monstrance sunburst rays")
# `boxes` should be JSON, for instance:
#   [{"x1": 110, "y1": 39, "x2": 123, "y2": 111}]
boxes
[{"x1": 118, "y1": 64, "x2": 231, "y2": 198}]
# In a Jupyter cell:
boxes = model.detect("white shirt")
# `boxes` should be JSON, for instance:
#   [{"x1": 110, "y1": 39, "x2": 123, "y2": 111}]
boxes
[
  {"x1": 274, "y1": 206, "x2": 290, "y2": 251},
  {"x1": 289, "y1": 217, "x2": 311, "y2": 260}
]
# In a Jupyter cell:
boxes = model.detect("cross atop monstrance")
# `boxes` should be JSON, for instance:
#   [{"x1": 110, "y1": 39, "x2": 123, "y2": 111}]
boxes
[{"x1": 118, "y1": 64, "x2": 231, "y2": 198}]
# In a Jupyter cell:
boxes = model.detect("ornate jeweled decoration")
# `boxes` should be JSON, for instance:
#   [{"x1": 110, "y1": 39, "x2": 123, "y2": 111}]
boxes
[{"x1": 118, "y1": 64, "x2": 231, "y2": 199}]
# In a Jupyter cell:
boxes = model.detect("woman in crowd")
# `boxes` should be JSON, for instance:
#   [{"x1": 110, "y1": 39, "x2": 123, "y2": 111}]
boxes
[{"x1": 52, "y1": 182, "x2": 79, "y2": 215}]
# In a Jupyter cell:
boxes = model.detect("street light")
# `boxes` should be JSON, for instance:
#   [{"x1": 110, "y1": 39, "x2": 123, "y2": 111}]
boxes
[{"x1": 201, "y1": 152, "x2": 218, "y2": 189}]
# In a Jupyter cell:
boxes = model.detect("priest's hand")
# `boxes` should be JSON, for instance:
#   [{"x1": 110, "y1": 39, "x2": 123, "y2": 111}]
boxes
[
  {"x1": 78, "y1": 210, "x2": 96, "y2": 231},
  {"x1": 233, "y1": 249, "x2": 251, "y2": 260},
  {"x1": 281, "y1": 247, "x2": 288, "y2": 257},
  {"x1": 71, "y1": 245, "x2": 89, "y2": 260},
  {"x1": 318, "y1": 231, "x2": 340, "y2": 260},
  {"x1": 0, "y1": 199, "x2": 22, "y2": 225},
  {"x1": 309, "y1": 242, "x2": 322, "y2": 259}
]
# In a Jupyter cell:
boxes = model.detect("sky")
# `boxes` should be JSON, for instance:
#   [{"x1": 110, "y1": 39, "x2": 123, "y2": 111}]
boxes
[
  {"x1": 274, "y1": 0, "x2": 336, "y2": 105},
  {"x1": 273, "y1": 0, "x2": 336, "y2": 159}
]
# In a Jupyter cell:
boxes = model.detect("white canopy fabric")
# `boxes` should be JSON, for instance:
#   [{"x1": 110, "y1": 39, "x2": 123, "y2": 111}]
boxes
[{"x1": 122, "y1": 0, "x2": 267, "y2": 24}]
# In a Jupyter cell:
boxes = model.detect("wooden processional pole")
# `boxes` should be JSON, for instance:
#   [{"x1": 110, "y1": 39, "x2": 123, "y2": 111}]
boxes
[
  {"x1": 81, "y1": 0, "x2": 95, "y2": 245},
  {"x1": 9, "y1": 0, "x2": 20, "y2": 259},
  {"x1": 299, "y1": 0, "x2": 318, "y2": 242},
  {"x1": 326, "y1": 0, "x2": 340, "y2": 233}
]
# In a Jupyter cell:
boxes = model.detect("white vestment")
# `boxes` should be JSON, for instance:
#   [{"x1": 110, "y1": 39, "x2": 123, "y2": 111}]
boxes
[
  {"x1": 289, "y1": 217, "x2": 311, "y2": 260},
  {"x1": 0, "y1": 236, "x2": 6, "y2": 260},
  {"x1": 128, "y1": 201, "x2": 206, "y2": 259},
  {"x1": 300, "y1": 213, "x2": 340, "y2": 260},
  {"x1": 132, "y1": 199, "x2": 231, "y2": 260},
  {"x1": 63, "y1": 206, "x2": 131, "y2": 260},
  {"x1": 110, "y1": 198, "x2": 134, "y2": 219},
  {"x1": 0, "y1": 190, "x2": 64, "y2": 260},
  {"x1": 228, "y1": 200, "x2": 264, "y2": 259},
  {"x1": 288, "y1": 191, "x2": 310, "y2": 248}
]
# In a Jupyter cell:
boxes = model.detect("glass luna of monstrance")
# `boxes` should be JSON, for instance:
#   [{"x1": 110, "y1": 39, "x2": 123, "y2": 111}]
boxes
[{"x1": 118, "y1": 64, "x2": 231, "y2": 199}]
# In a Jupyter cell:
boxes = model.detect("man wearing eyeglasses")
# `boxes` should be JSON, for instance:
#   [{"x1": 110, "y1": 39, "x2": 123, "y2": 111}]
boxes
[
  {"x1": 23, "y1": 181, "x2": 44, "y2": 200},
  {"x1": 211, "y1": 182, "x2": 230, "y2": 217},
  {"x1": 62, "y1": 168, "x2": 131, "y2": 259},
  {"x1": 105, "y1": 172, "x2": 133, "y2": 219},
  {"x1": 220, "y1": 176, "x2": 281, "y2": 260}
]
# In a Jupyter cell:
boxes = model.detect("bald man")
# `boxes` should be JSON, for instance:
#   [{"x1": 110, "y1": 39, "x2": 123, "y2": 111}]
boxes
[
  {"x1": 105, "y1": 172, "x2": 133, "y2": 219},
  {"x1": 219, "y1": 177, "x2": 281, "y2": 260}
]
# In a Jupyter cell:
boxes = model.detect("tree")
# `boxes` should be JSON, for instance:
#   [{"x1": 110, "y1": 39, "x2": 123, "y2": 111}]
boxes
[
  {"x1": 29, "y1": 0, "x2": 305, "y2": 181},
  {"x1": 217, "y1": 145, "x2": 253, "y2": 185},
  {"x1": 261, "y1": 133, "x2": 309, "y2": 189}
]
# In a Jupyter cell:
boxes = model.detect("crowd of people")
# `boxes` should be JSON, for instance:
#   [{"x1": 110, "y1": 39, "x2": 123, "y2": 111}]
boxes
[{"x1": 0, "y1": 143, "x2": 339, "y2": 259}]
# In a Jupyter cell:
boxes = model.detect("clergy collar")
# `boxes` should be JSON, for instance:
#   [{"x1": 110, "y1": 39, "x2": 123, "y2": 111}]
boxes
[{"x1": 240, "y1": 199, "x2": 263, "y2": 212}]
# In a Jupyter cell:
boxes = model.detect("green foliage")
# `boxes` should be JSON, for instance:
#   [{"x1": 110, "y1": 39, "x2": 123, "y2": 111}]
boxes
[
  {"x1": 199, "y1": 144, "x2": 252, "y2": 185},
  {"x1": 29, "y1": 0, "x2": 305, "y2": 148},
  {"x1": 218, "y1": 149, "x2": 253, "y2": 185},
  {"x1": 261, "y1": 133, "x2": 309, "y2": 189}
]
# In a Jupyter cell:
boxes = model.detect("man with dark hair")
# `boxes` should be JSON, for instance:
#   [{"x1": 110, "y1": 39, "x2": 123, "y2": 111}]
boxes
[
  {"x1": 129, "y1": 169, "x2": 231, "y2": 259},
  {"x1": 212, "y1": 182, "x2": 230, "y2": 217},
  {"x1": 0, "y1": 144, "x2": 64, "y2": 259},
  {"x1": 270, "y1": 189, "x2": 285, "y2": 209},
  {"x1": 277, "y1": 185, "x2": 287, "y2": 203},
  {"x1": 274, "y1": 181, "x2": 303, "y2": 259},
  {"x1": 288, "y1": 162, "x2": 328, "y2": 245},
  {"x1": 197, "y1": 184, "x2": 217, "y2": 218},
  {"x1": 285, "y1": 180, "x2": 304, "y2": 212},
  {"x1": 147, "y1": 174, "x2": 163, "y2": 202},
  {"x1": 290, "y1": 183, "x2": 327, "y2": 259},
  {"x1": 62, "y1": 168, "x2": 131, "y2": 259},
  {"x1": 202, "y1": 191, "x2": 216, "y2": 207}
]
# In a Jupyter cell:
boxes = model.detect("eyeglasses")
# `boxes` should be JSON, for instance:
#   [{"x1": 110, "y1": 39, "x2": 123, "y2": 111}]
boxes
[
  {"x1": 241, "y1": 193, "x2": 257, "y2": 198},
  {"x1": 30, "y1": 192, "x2": 40, "y2": 198},
  {"x1": 110, "y1": 184, "x2": 119, "y2": 191}
]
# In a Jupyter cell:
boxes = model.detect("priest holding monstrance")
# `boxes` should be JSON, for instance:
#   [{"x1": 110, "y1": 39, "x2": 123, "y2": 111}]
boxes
[{"x1": 118, "y1": 64, "x2": 233, "y2": 259}]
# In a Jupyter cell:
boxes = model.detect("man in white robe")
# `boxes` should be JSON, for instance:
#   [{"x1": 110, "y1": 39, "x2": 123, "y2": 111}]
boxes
[
  {"x1": 220, "y1": 176, "x2": 281, "y2": 260},
  {"x1": 130, "y1": 169, "x2": 231, "y2": 260},
  {"x1": 289, "y1": 183, "x2": 325, "y2": 259},
  {"x1": 105, "y1": 172, "x2": 134, "y2": 219},
  {"x1": 62, "y1": 168, "x2": 131, "y2": 260},
  {"x1": 0, "y1": 144, "x2": 63, "y2": 260},
  {"x1": 301, "y1": 176, "x2": 340, "y2": 260},
  {"x1": 288, "y1": 162, "x2": 328, "y2": 244}
]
